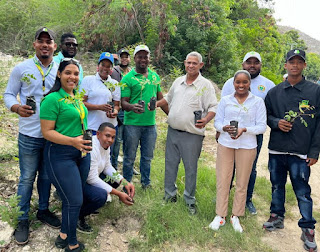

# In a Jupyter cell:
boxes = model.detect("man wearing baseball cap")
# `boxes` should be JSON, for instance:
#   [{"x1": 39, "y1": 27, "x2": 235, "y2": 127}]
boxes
[
  {"x1": 80, "y1": 52, "x2": 120, "y2": 135},
  {"x1": 220, "y1": 51, "x2": 275, "y2": 215},
  {"x1": 4, "y1": 27, "x2": 60, "y2": 245},
  {"x1": 120, "y1": 45, "x2": 168, "y2": 189},
  {"x1": 263, "y1": 49, "x2": 319, "y2": 251}
]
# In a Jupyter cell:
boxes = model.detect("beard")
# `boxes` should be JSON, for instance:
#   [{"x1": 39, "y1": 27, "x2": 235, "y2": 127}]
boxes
[
  {"x1": 62, "y1": 50, "x2": 76, "y2": 58},
  {"x1": 40, "y1": 55, "x2": 49, "y2": 59},
  {"x1": 250, "y1": 69, "x2": 260, "y2": 79},
  {"x1": 120, "y1": 63, "x2": 129, "y2": 68}
]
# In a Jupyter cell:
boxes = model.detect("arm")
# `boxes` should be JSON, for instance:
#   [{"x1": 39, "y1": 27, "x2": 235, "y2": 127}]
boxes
[
  {"x1": 246, "y1": 98, "x2": 267, "y2": 135},
  {"x1": 157, "y1": 91, "x2": 169, "y2": 115},
  {"x1": 121, "y1": 97, "x2": 143, "y2": 114},
  {"x1": 40, "y1": 119, "x2": 91, "y2": 152},
  {"x1": 83, "y1": 95, "x2": 111, "y2": 112},
  {"x1": 221, "y1": 78, "x2": 234, "y2": 97}
]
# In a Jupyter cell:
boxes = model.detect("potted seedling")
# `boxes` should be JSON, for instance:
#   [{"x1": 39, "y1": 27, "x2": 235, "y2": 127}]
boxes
[
  {"x1": 102, "y1": 80, "x2": 127, "y2": 113},
  {"x1": 21, "y1": 74, "x2": 37, "y2": 113},
  {"x1": 230, "y1": 104, "x2": 249, "y2": 137},
  {"x1": 284, "y1": 100, "x2": 315, "y2": 127},
  {"x1": 193, "y1": 86, "x2": 210, "y2": 125}
]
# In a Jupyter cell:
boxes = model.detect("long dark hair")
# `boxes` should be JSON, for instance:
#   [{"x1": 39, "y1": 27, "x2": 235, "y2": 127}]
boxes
[{"x1": 45, "y1": 59, "x2": 79, "y2": 96}]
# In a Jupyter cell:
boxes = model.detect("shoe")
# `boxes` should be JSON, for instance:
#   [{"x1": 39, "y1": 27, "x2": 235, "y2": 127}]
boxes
[
  {"x1": 77, "y1": 218, "x2": 93, "y2": 234},
  {"x1": 163, "y1": 195, "x2": 177, "y2": 203},
  {"x1": 187, "y1": 204, "x2": 197, "y2": 215},
  {"x1": 37, "y1": 209, "x2": 61, "y2": 229},
  {"x1": 230, "y1": 215, "x2": 243, "y2": 233},
  {"x1": 55, "y1": 234, "x2": 68, "y2": 249},
  {"x1": 65, "y1": 242, "x2": 85, "y2": 252},
  {"x1": 14, "y1": 220, "x2": 29, "y2": 245},
  {"x1": 263, "y1": 213, "x2": 284, "y2": 231},
  {"x1": 209, "y1": 215, "x2": 226, "y2": 231},
  {"x1": 246, "y1": 201, "x2": 257, "y2": 215},
  {"x1": 118, "y1": 156, "x2": 123, "y2": 162},
  {"x1": 91, "y1": 210, "x2": 99, "y2": 216},
  {"x1": 301, "y1": 228, "x2": 317, "y2": 251},
  {"x1": 106, "y1": 194, "x2": 112, "y2": 202},
  {"x1": 142, "y1": 184, "x2": 152, "y2": 190},
  {"x1": 133, "y1": 168, "x2": 140, "y2": 175}
]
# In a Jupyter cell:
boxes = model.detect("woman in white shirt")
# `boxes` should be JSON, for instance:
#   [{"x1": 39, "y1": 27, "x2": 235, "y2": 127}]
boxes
[{"x1": 209, "y1": 70, "x2": 267, "y2": 232}]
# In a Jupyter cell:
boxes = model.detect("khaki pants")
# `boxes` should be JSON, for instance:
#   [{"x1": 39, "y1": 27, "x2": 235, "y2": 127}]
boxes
[{"x1": 216, "y1": 144, "x2": 256, "y2": 217}]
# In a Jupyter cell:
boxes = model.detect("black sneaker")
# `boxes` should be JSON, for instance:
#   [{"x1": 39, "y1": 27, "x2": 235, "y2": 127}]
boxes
[
  {"x1": 187, "y1": 204, "x2": 197, "y2": 215},
  {"x1": 37, "y1": 209, "x2": 61, "y2": 229},
  {"x1": 65, "y1": 242, "x2": 85, "y2": 252},
  {"x1": 301, "y1": 228, "x2": 317, "y2": 252},
  {"x1": 77, "y1": 219, "x2": 93, "y2": 234},
  {"x1": 55, "y1": 234, "x2": 68, "y2": 249},
  {"x1": 163, "y1": 195, "x2": 177, "y2": 203},
  {"x1": 263, "y1": 213, "x2": 284, "y2": 231},
  {"x1": 142, "y1": 184, "x2": 152, "y2": 190},
  {"x1": 246, "y1": 201, "x2": 257, "y2": 215},
  {"x1": 14, "y1": 219, "x2": 29, "y2": 245}
]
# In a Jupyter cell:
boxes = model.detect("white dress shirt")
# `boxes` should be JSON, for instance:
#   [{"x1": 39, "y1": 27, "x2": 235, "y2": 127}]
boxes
[
  {"x1": 214, "y1": 92, "x2": 267, "y2": 149},
  {"x1": 86, "y1": 136, "x2": 123, "y2": 193}
]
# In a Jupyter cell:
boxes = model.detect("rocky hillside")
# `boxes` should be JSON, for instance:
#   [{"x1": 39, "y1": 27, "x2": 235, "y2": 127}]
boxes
[{"x1": 278, "y1": 25, "x2": 320, "y2": 55}]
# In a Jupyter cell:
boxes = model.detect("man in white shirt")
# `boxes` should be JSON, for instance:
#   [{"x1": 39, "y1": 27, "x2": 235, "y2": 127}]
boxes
[
  {"x1": 156, "y1": 51, "x2": 218, "y2": 215},
  {"x1": 77, "y1": 122, "x2": 135, "y2": 233},
  {"x1": 221, "y1": 51, "x2": 275, "y2": 214}
]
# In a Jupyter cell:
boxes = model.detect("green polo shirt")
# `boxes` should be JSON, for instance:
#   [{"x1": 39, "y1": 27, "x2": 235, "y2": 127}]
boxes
[
  {"x1": 40, "y1": 88, "x2": 88, "y2": 137},
  {"x1": 121, "y1": 68, "x2": 161, "y2": 126}
]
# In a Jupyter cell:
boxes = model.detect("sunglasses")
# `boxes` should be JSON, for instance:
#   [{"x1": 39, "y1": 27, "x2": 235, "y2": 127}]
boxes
[
  {"x1": 61, "y1": 57, "x2": 80, "y2": 65},
  {"x1": 64, "y1": 42, "x2": 78, "y2": 47}
]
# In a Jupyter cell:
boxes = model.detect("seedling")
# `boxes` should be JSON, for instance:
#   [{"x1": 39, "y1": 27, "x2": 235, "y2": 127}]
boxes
[{"x1": 284, "y1": 100, "x2": 315, "y2": 127}]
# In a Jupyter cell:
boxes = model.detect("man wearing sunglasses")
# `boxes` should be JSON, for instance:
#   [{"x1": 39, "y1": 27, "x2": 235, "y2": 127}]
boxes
[{"x1": 54, "y1": 33, "x2": 84, "y2": 84}]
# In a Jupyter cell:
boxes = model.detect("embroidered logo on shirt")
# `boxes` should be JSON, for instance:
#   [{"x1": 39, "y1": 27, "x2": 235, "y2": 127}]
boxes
[{"x1": 257, "y1": 85, "x2": 265, "y2": 92}]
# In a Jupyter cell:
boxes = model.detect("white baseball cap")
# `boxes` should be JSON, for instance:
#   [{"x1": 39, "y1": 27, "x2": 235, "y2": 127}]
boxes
[
  {"x1": 134, "y1": 45, "x2": 150, "y2": 57},
  {"x1": 243, "y1": 51, "x2": 262, "y2": 63}
]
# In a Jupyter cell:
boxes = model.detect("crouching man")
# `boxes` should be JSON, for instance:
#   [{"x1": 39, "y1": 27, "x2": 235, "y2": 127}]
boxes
[{"x1": 77, "y1": 122, "x2": 135, "y2": 233}]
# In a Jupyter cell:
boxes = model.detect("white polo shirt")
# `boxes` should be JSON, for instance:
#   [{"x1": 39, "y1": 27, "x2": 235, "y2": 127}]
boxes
[{"x1": 81, "y1": 73, "x2": 120, "y2": 130}]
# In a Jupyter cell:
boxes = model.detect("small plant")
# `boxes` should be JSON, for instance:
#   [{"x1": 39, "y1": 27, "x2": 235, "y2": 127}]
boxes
[
  {"x1": 20, "y1": 73, "x2": 36, "y2": 95},
  {"x1": 284, "y1": 100, "x2": 315, "y2": 127},
  {"x1": 102, "y1": 80, "x2": 127, "y2": 92},
  {"x1": 0, "y1": 194, "x2": 24, "y2": 229},
  {"x1": 104, "y1": 171, "x2": 128, "y2": 186}
]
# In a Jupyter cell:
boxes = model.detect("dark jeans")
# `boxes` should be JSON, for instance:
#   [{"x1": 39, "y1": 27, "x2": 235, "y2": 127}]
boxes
[
  {"x1": 246, "y1": 134, "x2": 263, "y2": 202},
  {"x1": 111, "y1": 124, "x2": 123, "y2": 169},
  {"x1": 123, "y1": 125, "x2": 157, "y2": 186},
  {"x1": 44, "y1": 142, "x2": 90, "y2": 246},
  {"x1": 80, "y1": 173, "x2": 119, "y2": 218},
  {"x1": 17, "y1": 133, "x2": 50, "y2": 220},
  {"x1": 268, "y1": 154, "x2": 316, "y2": 229}
]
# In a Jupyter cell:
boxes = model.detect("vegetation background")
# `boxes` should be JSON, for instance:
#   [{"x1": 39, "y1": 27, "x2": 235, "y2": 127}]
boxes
[{"x1": 1, "y1": 0, "x2": 320, "y2": 85}]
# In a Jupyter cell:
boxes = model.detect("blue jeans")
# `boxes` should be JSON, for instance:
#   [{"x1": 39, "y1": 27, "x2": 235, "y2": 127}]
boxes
[
  {"x1": 17, "y1": 133, "x2": 50, "y2": 220},
  {"x1": 246, "y1": 134, "x2": 263, "y2": 202},
  {"x1": 123, "y1": 125, "x2": 157, "y2": 186},
  {"x1": 111, "y1": 124, "x2": 123, "y2": 169},
  {"x1": 80, "y1": 183, "x2": 108, "y2": 219},
  {"x1": 44, "y1": 142, "x2": 90, "y2": 246},
  {"x1": 268, "y1": 154, "x2": 316, "y2": 229}
]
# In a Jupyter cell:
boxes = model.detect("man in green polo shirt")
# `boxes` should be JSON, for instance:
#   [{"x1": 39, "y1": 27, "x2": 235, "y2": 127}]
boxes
[{"x1": 121, "y1": 45, "x2": 168, "y2": 188}]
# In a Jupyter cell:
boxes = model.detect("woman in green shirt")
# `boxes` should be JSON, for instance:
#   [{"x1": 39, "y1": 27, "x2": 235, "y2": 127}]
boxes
[{"x1": 40, "y1": 59, "x2": 91, "y2": 252}]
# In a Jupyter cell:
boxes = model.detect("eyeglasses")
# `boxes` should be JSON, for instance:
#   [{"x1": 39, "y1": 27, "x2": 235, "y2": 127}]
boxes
[
  {"x1": 64, "y1": 42, "x2": 78, "y2": 47},
  {"x1": 60, "y1": 58, "x2": 80, "y2": 65}
]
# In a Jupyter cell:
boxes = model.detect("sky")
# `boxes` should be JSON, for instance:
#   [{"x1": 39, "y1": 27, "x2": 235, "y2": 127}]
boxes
[{"x1": 270, "y1": 0, "x2": 320, "y2": 41}]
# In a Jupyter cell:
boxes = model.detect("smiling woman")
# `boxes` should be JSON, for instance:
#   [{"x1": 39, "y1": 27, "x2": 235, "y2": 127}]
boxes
[{"x1": 39, "y1": 58, "x2": 91, "y2": 252}]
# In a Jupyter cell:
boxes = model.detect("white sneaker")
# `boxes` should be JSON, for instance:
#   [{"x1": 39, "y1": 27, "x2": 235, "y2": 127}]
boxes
[
  {"x1": 118, "y1": 156, "x2": 123, "y2": 162},
  {"x1": 230, "y1": 215, "x2": 243, "y2": 233},
  {"x1": 209, "y1": 215, "x2": 226, "y2": 231},
  {"x1": 107, "y1": 194, "x2": 112, "y2": 202}
]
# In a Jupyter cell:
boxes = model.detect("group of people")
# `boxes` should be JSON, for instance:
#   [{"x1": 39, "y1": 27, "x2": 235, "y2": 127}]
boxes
[{"x1": 3, "y1": 26, "x2": 319, "y2": 252}]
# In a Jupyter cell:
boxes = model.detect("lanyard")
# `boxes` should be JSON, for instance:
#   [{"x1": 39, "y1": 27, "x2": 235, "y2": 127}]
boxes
[
  {"x1": 33, "y1": 57, "x2": 54, "y2": 92},
  {"x1": 73, "y1": 100, "x2": 86, "y2": 133}
]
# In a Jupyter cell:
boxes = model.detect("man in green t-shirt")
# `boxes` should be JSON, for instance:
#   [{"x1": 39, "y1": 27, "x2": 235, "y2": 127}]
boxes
[{"x1": 121, "y1": 45, "x2": 168, "y2": 188}]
